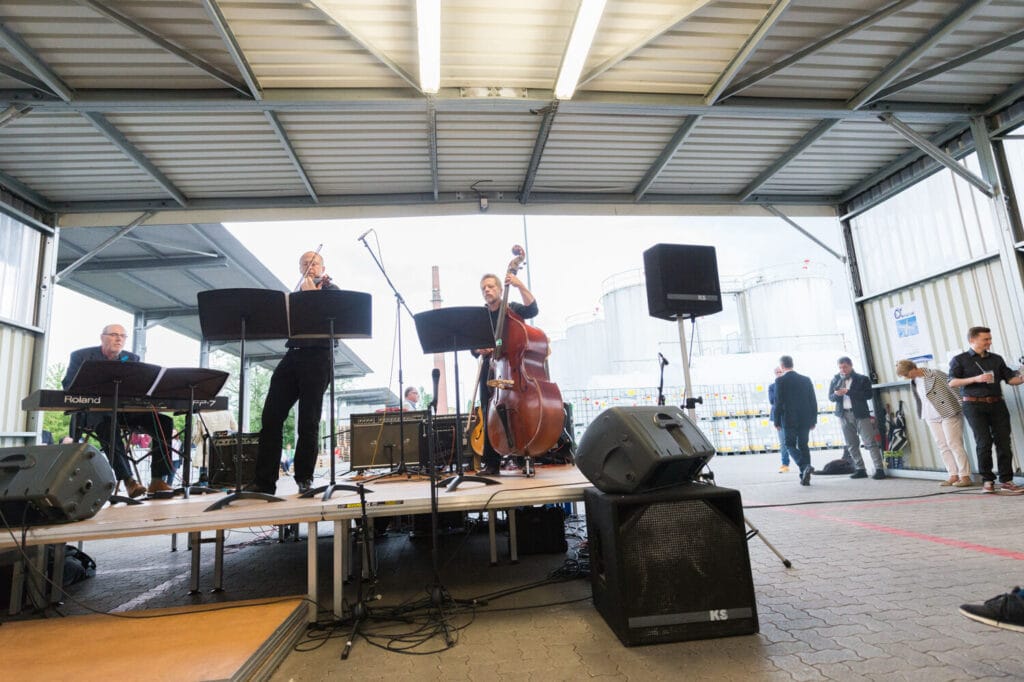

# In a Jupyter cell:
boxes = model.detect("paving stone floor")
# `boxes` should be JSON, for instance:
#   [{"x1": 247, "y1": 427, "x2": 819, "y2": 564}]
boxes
[{"x1": 8, "y1": 449, "x2": 1024, "y2": 681}]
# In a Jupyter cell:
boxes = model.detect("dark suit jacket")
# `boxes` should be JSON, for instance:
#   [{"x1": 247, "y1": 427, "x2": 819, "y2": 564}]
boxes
[
  {"x1": 773, "y1": 370, "x2": 817, "y2": 429},
  {"x1": 62, "y1": 346, "x2": 139, "y2": 390},
  {"x1": 828, "y1": 371, "x2": 873, "y2": 418}
]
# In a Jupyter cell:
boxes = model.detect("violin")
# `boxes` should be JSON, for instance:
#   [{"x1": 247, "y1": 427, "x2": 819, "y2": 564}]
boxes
[{"x1": 312, "y1": 274, "x2": 333, "y2": 289}]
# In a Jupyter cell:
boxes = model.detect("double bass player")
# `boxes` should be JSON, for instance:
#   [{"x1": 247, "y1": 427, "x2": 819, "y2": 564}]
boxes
[{"x1": 473, "y1": 270, "x2": 537, "y2": 476}]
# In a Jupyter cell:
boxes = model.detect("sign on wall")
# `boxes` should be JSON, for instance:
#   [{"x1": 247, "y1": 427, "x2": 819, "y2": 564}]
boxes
[{"x1": 890, "y1": 301, "x2": 934, "y2": 364}]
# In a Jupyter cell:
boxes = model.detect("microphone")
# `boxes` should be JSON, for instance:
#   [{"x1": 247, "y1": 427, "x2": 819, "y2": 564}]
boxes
[
  {"x1": 119, "y1": 352, "x2": 130, "y2": 363},
  {"x1": 658, "y1": 352, "x2": 669, "y2": 366},
  {"x1": 357, "y1": 228, "x2": 372, "y2": 242},
  {"x1": 430, "y1": 368, "x2": 440, "y2": 410}
]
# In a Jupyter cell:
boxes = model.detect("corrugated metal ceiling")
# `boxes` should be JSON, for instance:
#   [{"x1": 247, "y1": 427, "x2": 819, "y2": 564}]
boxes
[{"x1": 0, "y1": 0, "x2": 1022, "y2": 227}]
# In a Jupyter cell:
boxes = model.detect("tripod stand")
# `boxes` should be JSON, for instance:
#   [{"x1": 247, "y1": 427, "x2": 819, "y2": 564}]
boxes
[
  {"x1": 148, "y1": 367, "x2": 229, "y2": 497},
  {"x1": 66, "y1": 359, "x2": 161, "y2": 506},
  {"x1": 198, "y1": 288, "x2": 288, "y2": 511},
  {"x1": 339, "y1": 481, "x2": 378, "y2": 659},
  {"x1": 413, "y1": 307, "x2": 499, "y2": 492},
  {"x1": 287, "y1": 288, "x2": 372, "y2": 501}
]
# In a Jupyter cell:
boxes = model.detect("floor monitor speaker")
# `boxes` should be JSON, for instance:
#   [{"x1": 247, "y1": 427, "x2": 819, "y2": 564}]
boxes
[
  {"x1": 0, "y1": 443, "x2": 116, "y2": 525},
  {"x1": 576, "y1": 406, "x2": 715, "y2": 494},
  {"x1": 643, "y1": 243, "x2": 723, "y2": 320},
  {"x1": 584, "y1": 484, "x2": 758, "y2": 646}
]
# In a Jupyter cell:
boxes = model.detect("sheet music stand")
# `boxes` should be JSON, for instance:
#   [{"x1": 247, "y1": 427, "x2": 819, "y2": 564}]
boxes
[
  {"x1": 289, "y1": 289, "x2": 372, "y2": 501},
  {"x1": 67, "y1": 359, "x2": 161, "y2": 506},
  {"x1": 148, "y1": 367, "x2": 229, "y2": 497},
  {"x1": 414, "y1": 307, "x2": 499, "y2": 492},
  {"x1": 197, "y1": 288, "x2": 289, "y2": 510}
]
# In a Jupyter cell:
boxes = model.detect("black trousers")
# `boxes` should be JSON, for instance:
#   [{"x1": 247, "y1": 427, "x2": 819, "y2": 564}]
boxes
[
  {"x1": 962, "y1": 400, "x2": 1013, "y2": 482},
  {"x1": 254, "y1": 347, "x2": 332, "y2": 489},
  {"x1": 91, "y1": 412, "x2": 174, "y2": 482}
]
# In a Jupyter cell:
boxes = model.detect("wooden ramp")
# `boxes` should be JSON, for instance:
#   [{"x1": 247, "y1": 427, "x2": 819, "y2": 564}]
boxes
[{"x1": 2, "y1": 598, "x2": 307, "y2": 682}]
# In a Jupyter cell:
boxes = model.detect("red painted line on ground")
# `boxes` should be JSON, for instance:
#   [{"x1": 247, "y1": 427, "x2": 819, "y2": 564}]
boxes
[{"x1": 781, "y1": 507, "x2": 1024, "y2": 560}]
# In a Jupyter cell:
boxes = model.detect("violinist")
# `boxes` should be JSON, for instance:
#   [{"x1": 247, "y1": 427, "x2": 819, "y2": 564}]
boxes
[
  {"x1": 246, "y1": 250, "x2": 339, "y2": 495},
  {"x1": 473, "y1": 271, "x2": 538, "y2": 476}
]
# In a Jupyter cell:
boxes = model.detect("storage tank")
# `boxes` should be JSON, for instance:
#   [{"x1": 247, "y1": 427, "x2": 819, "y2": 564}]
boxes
[
  {"x1": 601, "y1": 271, "x2": 681, "y2": 376},
  {"x1": 738, "y1": 262, "x2": 838, "y2": 352},
  {"x1": 548, "y1": 311, "x2": 610, "y2": 389}
]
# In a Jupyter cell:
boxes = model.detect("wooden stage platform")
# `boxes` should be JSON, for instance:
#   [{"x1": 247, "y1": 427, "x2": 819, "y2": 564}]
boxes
[{"x1": 2, "y1": 465, "x2": 589, "y2": 622}]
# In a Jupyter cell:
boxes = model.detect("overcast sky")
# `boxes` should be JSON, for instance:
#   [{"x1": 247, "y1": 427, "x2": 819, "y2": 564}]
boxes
[{"x1": 46, "y1": 213, "x2": 849, "y2": 404}]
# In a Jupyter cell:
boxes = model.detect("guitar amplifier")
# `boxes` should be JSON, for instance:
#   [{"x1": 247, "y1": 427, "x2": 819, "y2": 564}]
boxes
[
  {"x1": 210, "y1": 433, "x2": 259, "y2": 487},
  {"x1": 350, "y1": 411, "x2": 427, "y2": 470}
]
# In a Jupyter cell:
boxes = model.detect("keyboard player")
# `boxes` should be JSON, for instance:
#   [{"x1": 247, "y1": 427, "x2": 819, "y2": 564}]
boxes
[{"x1": 62, "y1": 324, "x2": 175, "y2": 498}]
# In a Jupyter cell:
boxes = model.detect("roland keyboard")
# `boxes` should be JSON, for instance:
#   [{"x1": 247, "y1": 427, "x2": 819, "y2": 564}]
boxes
[{"x1": 22, "y1": 389, "x2": 228, "y2": 413}]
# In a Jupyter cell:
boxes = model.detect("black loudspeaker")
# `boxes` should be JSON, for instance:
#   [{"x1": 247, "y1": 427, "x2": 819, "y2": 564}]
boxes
[
  {"x1": 643, "y1": 243, "x2": 723, "y2": 320},
  {"x1": 422, "y1": 413, "x2": 469, "y2": 468},
  {"x1": 576, "y1": 406, "x2": 715, "y2": 494},
  {"x1": 210, "y1": 433, "x2": 259, "y2": 487},
  {"x1": 350, "y1": 411, "x2": 426, "y2": 470},
  {"x1": 584, "y1": 484, "x2": 758, "y2": 646},
  {"x1": 0, "y1": 443, "x2": 116, "y2": 525}
]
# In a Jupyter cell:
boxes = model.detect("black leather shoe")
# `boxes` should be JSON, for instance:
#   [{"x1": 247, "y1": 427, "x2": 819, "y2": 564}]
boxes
[
  {"x1": 872, "y1": 469, "x2": 887, "y2": 480},
  {"x1": 800, "y1": 466, "x2": 813, "y2": 486},
  {"x1": 477, "y1": 465, "x2": 500, "y2": 476},
  {"x1": 850, "y1": 469, "x2": 868, "y2": 479},
  {"x1": 296, "y1": 478, "x2": 313, "y2": 493},
  {"x1": 243, "y1": 482, "x2": 275, "y2": 494}
]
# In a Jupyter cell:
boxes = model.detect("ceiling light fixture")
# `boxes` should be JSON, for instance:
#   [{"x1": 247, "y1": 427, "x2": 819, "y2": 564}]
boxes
[
  {"x1": 416, "y1": 0, "x2": 441, "y2": 94},
  {"x1": 554, "y1": 0, "x2": 607, "y2": 100}
]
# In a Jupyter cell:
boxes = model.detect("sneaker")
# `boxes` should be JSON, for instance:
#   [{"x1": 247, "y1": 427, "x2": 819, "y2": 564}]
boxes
[
  {"x1": 998, "y1": 481, "x2": 1024, "y2": 495},
  {"x1": 952, "y1": 478, "x2": 974, "y2": 488},
  {"x1": 872, "y1": 469, "x2": 887, "y2": 480},
  {"x1": 982, "y1": 481, "x2": 996, "y2": 493},
  {"x1": 778, "y1": 465, "x2": 790, "y2": 473},
  {"x1": 850, "y1": 469, "x2": 868, "y2": 479},
  {"x1": 959, "y1": 587, "x2": 1024, "y2": 632}
]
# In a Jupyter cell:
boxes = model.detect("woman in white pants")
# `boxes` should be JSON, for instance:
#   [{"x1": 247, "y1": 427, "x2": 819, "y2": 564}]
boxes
[{"x1": 896, "y1": 359, "x2": 973, "y2": 487}]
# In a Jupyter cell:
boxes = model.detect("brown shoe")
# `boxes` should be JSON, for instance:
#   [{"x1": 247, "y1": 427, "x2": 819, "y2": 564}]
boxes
[
  {"x1": 147, "y1": 479, "x2": 173, "y2": 494},
  {"x1": 940, "y1": 476, "x2": 959, "y2": 487},
  {"x1": 125, "y1": 479, "x2": 147, "y2": 498},
  {"x1": 952, "y1": 478, "x2": 974, "y2": 488}
]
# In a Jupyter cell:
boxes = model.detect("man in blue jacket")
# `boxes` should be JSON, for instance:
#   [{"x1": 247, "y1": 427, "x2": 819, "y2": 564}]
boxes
[
  {"x1": 829, "y1": 356, "x2": 885, "y2": 480},
  {"x1": 773, "y1": 355, "x2": 818, "y2": 485}
]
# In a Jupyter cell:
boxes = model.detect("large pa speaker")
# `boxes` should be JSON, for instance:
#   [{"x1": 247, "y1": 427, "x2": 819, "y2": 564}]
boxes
[
  {"x1": 585, "y1": 484, "x2": 758, "y2": 646},
  {"x1": 643, "y1": 243, "x2": 723, "y2": 320},
  {"x1": 576, "y1": 406, "x2": 715, "y2": 494},
  {"x1": 0, "y1": 443, "x2": 116, "y2": 525}
]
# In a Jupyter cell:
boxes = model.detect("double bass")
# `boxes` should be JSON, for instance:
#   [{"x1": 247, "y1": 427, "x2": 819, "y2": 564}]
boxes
[{"x1": 485, "y1": 245, "x2": 564, "y2": 457}]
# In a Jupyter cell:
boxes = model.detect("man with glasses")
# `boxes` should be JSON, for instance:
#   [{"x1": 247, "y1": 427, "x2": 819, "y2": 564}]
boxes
[{"x1": 62, "y1": 324, "x2": 175, "y2": 498}]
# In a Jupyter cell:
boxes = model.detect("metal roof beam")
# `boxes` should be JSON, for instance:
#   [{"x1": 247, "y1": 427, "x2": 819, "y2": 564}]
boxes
[
  {"x1": 847, "y1": 0, "x2": 988, "y2": 110},
  {"x1": 704, "y1": 0, "x2": 792, "y2": 105},
  {"x1": 264, "y1": 111, "x2": 318, "y2": 202},
  {"x1": 55, "y1": 211, "x2": 153, "y2": 283},
  {"x1": 82, "y1": 112, "x2": 188, "y2": 206},
  {"x1": 577, "y1": 0, "x2": 716, "y2": 89},
  {"x1": 307, "y1": 0, "x2": 421, "y2": 93},
  {"x1": 738, "y1": 119, "x2": 840, "y2": 201},
  {"x1": 761, "y1": 204, "x2": 844, "y2": 261},
  {"x1": 519, "y1": 101, "x2": 559, "y2": 204},
  {"x1": 0, "y1": 63, "x2": 50, "y2": 93},
  {"x1": 427, "y1": 95, "x2": 439, "y2": 201},
  {"x1": 0, "y1": 103, "x2": 31, "y2": 128},
  {"x1": 720, "y1": 0, "x2": 917, "y2": 100},
  {"x1": 633, "y1": 115, "x2": 701, "y2": 200},
  {"x1": 54, "y1": 255, "x2": 228, "y2": 273},
  {"x1": 0, "y1": 23, "x2": 73, "y2": 101},
  {"x1": 142, "y1": 307, "x2": 200, "y2": 319},
  {"x1": 0, "y1": 169, "x2": 53, "y2": 210},
  {"x1": 879, "y1": 112, "x2": 993, "y2": 196},
  {"x1": 72, "y1": 0, "x2": 250, "y2": 96},
  {"x1": 984, "y1": 77, "x2": 1024, "y2": 116},
  {"x1": 200, "y1": 0, "x2": 262, "y2": 100},
  {"x1": 871, "y1": 27, "x2": 1024, "y2": 103}
]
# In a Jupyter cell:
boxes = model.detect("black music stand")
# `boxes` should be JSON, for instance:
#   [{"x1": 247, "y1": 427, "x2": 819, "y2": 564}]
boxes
[
  {"x1": 67, "y1": 360, "x2": 161, "y2": 506},
  {"x1": 414, "y1": 307, "x2": 499, "y2": 492},
  {"x1": 197, "y1": 288, "x2": 289, "y2": 511},
  {"x1": 148, "y1": 368, "x2": 229, "y2": 497},
  {"x1": 289, "y1": 289, "x2": 372, "y2": 501}
]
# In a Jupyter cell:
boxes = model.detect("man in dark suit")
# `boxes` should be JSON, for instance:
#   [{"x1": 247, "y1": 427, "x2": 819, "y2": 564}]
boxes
[
  {"x1": 829, "y1": 356, "x2": 885, "y2": 480},
  {"x1": 62, "y1": 323, "x2": 174, "y2": 498},
  {"x1": 773, "y1": 355, "x2": 818, "y2": 485}
]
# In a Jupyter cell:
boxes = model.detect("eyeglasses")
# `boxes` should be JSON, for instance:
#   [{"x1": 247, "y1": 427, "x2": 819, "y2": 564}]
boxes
[{"x1": 103, "y1": 333, "x2": 128, "y2": 339}]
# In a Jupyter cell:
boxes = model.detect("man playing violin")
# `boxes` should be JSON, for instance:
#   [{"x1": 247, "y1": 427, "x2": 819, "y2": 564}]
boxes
[
  {"x1": 474, "y1": 272, "x2": 538, "y2": 476},
  {"x1": 247, "y1": 250, "x2": 339, "y2": 495}
]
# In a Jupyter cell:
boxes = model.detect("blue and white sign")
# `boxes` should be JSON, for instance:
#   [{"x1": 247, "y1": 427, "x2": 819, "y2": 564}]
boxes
[{"x1": 890, "y1": 301, "x2": 934, "y2": 364}]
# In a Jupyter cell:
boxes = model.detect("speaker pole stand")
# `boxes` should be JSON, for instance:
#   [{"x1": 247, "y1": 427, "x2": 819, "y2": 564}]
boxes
[
  {"x1": 676, "y1": 317, "x2": 696, "y2": 421},
  {"x1": 743, "y1": 515, "x2": 792, "y2": 568}
]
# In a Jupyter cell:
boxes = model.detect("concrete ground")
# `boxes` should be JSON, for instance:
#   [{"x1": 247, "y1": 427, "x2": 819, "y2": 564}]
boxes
[{"x1": 9, "y1": 449, "x2": 1024, "y2": 681}]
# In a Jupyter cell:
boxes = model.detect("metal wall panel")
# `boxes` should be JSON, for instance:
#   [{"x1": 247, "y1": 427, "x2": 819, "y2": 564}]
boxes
[{"x1": 0, "y1": 325, "x2": 35, "y2": 445}]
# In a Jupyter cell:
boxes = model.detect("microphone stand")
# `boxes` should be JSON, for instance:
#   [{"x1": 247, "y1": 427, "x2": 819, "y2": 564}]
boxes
[
  {"x1": 656, "y1": 353, "x2": 669, "y2": 406},
  {"x1": 359, "y1": 234, "x2": 419, "y2": 480}
]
